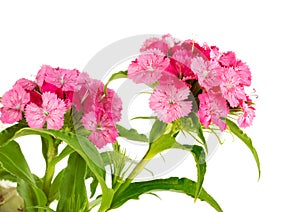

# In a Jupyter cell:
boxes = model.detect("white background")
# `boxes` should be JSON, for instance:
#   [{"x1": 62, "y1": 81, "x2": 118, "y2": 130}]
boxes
[{"x1": 1, "y1": 0, "x2": 299, "y2": 211}]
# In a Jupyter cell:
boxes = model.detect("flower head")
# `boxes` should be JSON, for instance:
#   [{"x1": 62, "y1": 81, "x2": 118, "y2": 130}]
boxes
[
  {"x1": 219, "y1": 67, "x2": 246, "y2": 107},
  {"x1": 25, "y1": 92, "x2": 66, "y2": 129},
  {"x1": 0, "y1": 86, "x2": 30, "y2": 124},
  {"x1": 128, "y1": 49, "x2": 170, "y2": 85},
  {"x1": 191, "y1": 56, "x2": 220, "y2": 90},
  {"x1": 238, "y1": 102, "x2": 256, "y2": 128},
  {"x1": 13, "y1": 78, "x2": 36, "y2": 91},
  {"x1": 197, "y1": 93, "x2": 229, "y2": 131},
  {"x1": 82, "y1": 110, "x2": 118, "y2": 149},
  {"x1": 149, "y1": 82, "x2": 192, "y2": 123}
]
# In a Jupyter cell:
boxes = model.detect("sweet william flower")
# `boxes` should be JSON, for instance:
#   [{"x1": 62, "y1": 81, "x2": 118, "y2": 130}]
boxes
[
  {"x1": 219, "y1": 67, "x2": 246, "y2": 107},
  {"x1": 128, "y1": 49, "x2": 170, "y2": 85},
  {"x1": 191, "y1": 56, "x2": 220, "y2": 90},
  {"x1": 149, "y1": 82, "x2": 192, "y2": 123},
  {"x1": 140, "y1": 34, "x2": 176, "y2": 54},
  {"x1": 238, "y1": 102, "x2": 256, "y2": 128},
  {"x1": 36, "y1": 65, "x2": 79, "y2": 92},
  {"x1": 25, "y1": 92, "x2": 66, "y2": 130},
  {"x1": 82, "y1": 110, "x2": 118, "y2": 149},
  {"x1": 13, "y1": 78, "x2": 36, "y2": 91},
  {"x1": 0, "y1": 86, "x2": 30, "y2": 124},
  {"x1": 197, "y1": 93, "x2": 229, "y2": 131}
]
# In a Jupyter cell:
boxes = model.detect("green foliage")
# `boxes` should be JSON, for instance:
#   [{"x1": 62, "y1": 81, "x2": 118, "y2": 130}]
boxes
[
  {"x1": 117, "y1": 125, "x2": 148, "y2": 142},
  {"x1": 57, "y1": 153, "x2": 88, "y2": 211},
  {"x1": 0, "y1": 140, "x2": 47, "y2": 211},
  {"x1": 149, "y1": 119, "x2": 167, "y2": 143},
  {"x1": 225, "y1": 118, "x2": 261, "y2": 178},
  {"x1": 110, "y1": 177, "x2": 223, "y2": 212}
]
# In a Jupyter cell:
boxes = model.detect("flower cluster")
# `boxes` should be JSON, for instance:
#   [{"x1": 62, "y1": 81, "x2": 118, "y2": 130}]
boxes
[
  {"x1": 0, "y1": 65, "x2": 122, "y2": 148},
  {"x1": 128, "y1": 34, "x2": 256, "y2": 129}
]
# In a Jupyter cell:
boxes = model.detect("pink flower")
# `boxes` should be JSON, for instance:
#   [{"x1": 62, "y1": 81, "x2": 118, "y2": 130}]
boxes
[
  {"x1": 238, "y1": 102, "x2": 256, "y2": 128},
  {"x1": 219, "y1": 51, "x2": 237, "y2": 67},
  {"x1": 73, "y1": 73, "x2": 101, "y2": 113},
  {"x1": 36, "y1": 65, "x2": 53, "y2": 87},
  {"x1": 149, "y1": 83, "x2": 192, "y2": 123},
  {"x1": 82, "y1": 110, "x2": 118, "y2": 149},
  {"x1": 164, "y1": 49, "x2": 197, "y2": 81},
  {"x1": 25, "y1": 92, "x2": 66, "y2": 130},
  {"x1": 95, "y1": 87, "x2": 122, "y2": 123},
  {"x1": 36, "y1": 65, "x2": 79, "y2": 92},
  {"x1": 45, "y1": 67, "x2": 79, "y2": 92},
  {"x1": 181, "y1": 40, "x2": 211, "y2": 60},
  {"x1": 219, "y1": 67, "x2": 246, "y2": 107},
  {"x1": 197, "y1": 93, "x2": 229, "y2": 131},
  {"x1": 236, "y1": 60, "x2": 252, "y2": 86},
  {"x1": 0, "y1": 86, "x2": 30, "y2": 124},
  {"x1": 13, "y1": 78, "x2": 36, "y2": 91},
  {"x1": 128, "y1": 49, "x2": 170, "y2": 84},
  {"x1": 140, "y1": 34, "x2": 176, "y2": 54},
  {"x1": 191, "y1": 57, "x2": 220, "y2": 90}
]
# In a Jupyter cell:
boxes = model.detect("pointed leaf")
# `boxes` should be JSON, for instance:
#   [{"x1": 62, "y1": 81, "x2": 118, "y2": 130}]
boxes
[
  {"x1": 0, "y1": 140, "x2": 35, "y2": 186},
  {"x1": 225, "y1": 118, "x2": 261, "y2": 178},
  {"x1": 111, "y1": 177, "x2": 222, "y2": 212},
  {"x1": 0, "y1": 141, "x2": 47, "y2": 209},
  {"x1": 0, "y1": 122, "x2": 27, "y2": 147},
  {"x1": 147, "y1": 134, "x2": 176, "y2": 159},
  {"x1": 57, "y1": 152, "x2": 88, "y2": 211},
  {"x1": 149, "y1": 119, "x2": 167, "y2": 143},
  {"x1": 10, "y1": 128, "x2": 114, "y2": 212},
  {"x1": 104, "y1": 70, "x2": 128, "y2": 93},
  {"x1": 117, "y1": 125, "x2": 148, "y2": 142},
  {"x1": 173, "y1": 144, "x2": 206, "y2": 202}
]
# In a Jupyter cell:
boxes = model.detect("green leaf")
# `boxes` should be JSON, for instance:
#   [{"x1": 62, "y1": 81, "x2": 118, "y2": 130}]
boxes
[
  {"x1": 181, "y1": 112, "x2": 207, "y2": 149},
  {"x1": 10, "y1": 128, "x2": 114, "y2": 212},
  {"x1": 225, "y1": 118, "x2": 261, "y2": 179},
  {"x1": 86, "y1": 167, "x2": 99, "y2": 199},
  {"x1": 147, "y1": 134, "x2": 176, "y2": 159},
  {"x1": 0, "y1": 165, "x2": 17, "y2": 182},
  {"x1": 149, "y1": 119, "x2": 167, "y2": 143},
  {"x1": 0, "y1": 141, "x2": 35, "y2": 186},
  {"x1": 48, "y1": 169, "x2": 65, "y2": 202},
  {"x1": 104, "y1": 70, "x2": 128, "y2": 94},
  {"x1": 57, "y1": 152, "x2": 88, "y2": 212},
  {"x1": 0, "y1": 140, "x2": 47, "y2": 210},
  {"x1": 173, "y1": 144, "x2": 206, "y2": 202},
  {"x1": 110, "y1": 177, "x2": 222, "y2": 212},
  {"x1": 0, "y1": 122, "x2": 27, "y2": 147},
  {"x1": 117, "y1": 125, "x2": 148, "y2": 142}
]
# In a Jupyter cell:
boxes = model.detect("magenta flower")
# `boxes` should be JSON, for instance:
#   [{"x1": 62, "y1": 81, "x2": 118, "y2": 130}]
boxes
[
  {"x1": 219, "y1": 67, "x2": 246, "y2": 107},
  {"x1": 36, "y1": 65, "x2": 79, "y2": 92},
  {"x1": 197, "y1": 93, "x2": 229, "y2": 131},
  {"x1": 82, "y1": 110, "x2": 118, "y2": 149},
  {"x1": 45, "y1": 68, "x2": 79, "y2": 92},
  {"x1": 140, "y1": 34, "x2": 176, "y2": 54},
  {"x1": 95, "y1": 87, "x2": 122, "y2": 123},
  {"x1": 0, "y1": 86, "x2": 30, "y2": 124},
  {"x1": 36, "y1": 65, "x2": 53, "y2": 87},
  {"x1": 13, "y1": 78, "x2": 36, "y2": 91},
  {"x1": 236, "y1": 60, "x2": 252, "y2": 86},
  {"x1": 238, "y1": 102, "x2": 256, "y2": 128},
  {"x1": 128, "y1": 49, "x2": 170, "y2": 85},
  {"x1": 191, "y1": 56, "x2": 220, "y2": 90},
  {"x1": 149, "y1": 83, "x2": 192, "y2": 123},
  {"x1": 25, "y1": 92, "x2": 66, "y2": 130},
  {"x1": 165, "y1": 49, "x2": 196, "y2": 81}
]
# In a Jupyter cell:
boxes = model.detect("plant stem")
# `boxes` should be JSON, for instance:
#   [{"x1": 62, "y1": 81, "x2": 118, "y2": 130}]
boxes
[
  {"x1": 42, "y1": 138, "x2": 58, "y2": 205},
  {"x1": 114, "y1": 149, "x2": 152, "y2": 197}
]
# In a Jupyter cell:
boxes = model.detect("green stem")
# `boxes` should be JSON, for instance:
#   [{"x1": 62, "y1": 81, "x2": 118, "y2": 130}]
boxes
[
  {"x1": 114, "y1": 149, "x2": 153, "y2": 197},
  {"x1": 42, "y1": 138, "x2": 58, "y2": 205}
]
